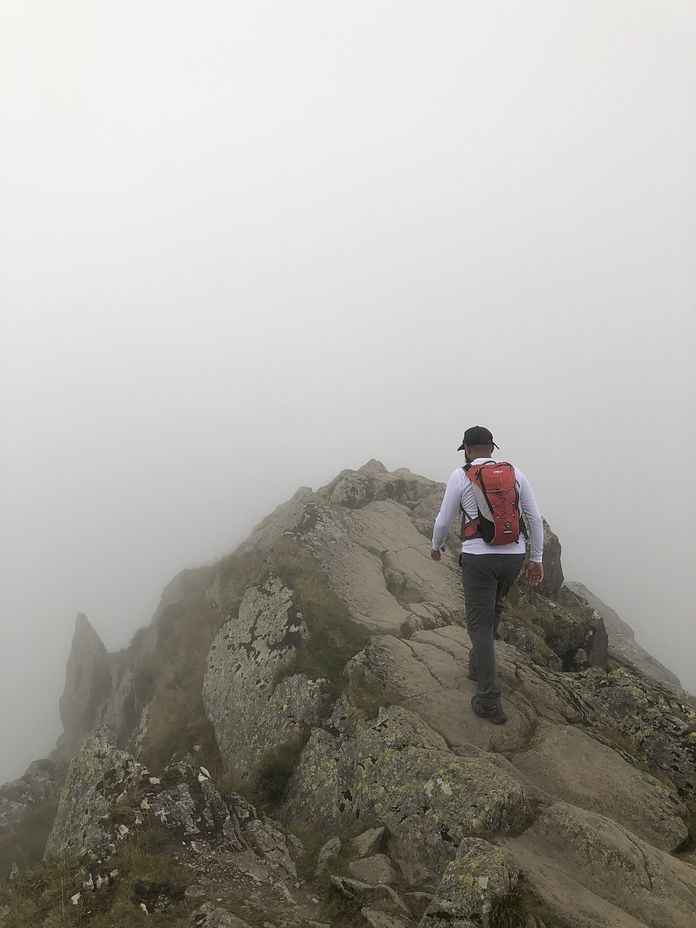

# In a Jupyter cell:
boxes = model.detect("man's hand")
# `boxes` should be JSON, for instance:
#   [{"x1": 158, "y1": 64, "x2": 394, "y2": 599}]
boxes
[
  {"x1": 431, "y1": 546, "x2": 444, "y2": 562},
  {"x1": 525, "y1": 561, "x2": 544, "y2": 587}
]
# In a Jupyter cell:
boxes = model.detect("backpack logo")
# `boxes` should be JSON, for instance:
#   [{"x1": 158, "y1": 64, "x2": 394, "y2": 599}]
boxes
[{"x1": 461, "y1": 461, "x2": 523, "y2": 546}]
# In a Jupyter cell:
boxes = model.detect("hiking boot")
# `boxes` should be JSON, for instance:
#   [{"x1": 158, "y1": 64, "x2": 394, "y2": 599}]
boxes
[{"x1": 471, "y1": 695, "x2": 507, "y2": 725}]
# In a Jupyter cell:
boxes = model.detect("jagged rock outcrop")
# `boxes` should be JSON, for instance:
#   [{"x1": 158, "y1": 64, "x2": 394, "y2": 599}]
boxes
[
  {"x1": 0, "y1": 761, "x2": 66, "y2": 840},
  {"x1": 567, "y1": 581, "x2": 691, "y2": 699},
  {"x1": 54, "y1": 615, "x2": 141, "y2": 764},
  {"x1": 46, "y1": 731, "x2": 299, "y2": 875},
  {"x1": 45, "y1": 731, "x2": 145, "y2": 858},
  {"x1": 3, "y1": 461, "x2": 695, "y2": 928},
  {"x1": 56, "y1": 614, "x2": 113, "y2": 759},
  {"x1": 0, "y1": 759, "x2": 67, "y2": 879},
  {"x1": 202, "y1": 578, "x2": 330, "y2": 778}
]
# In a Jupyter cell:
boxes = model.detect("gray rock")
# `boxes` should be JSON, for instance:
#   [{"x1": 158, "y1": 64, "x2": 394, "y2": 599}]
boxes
[
  {"x1": 351, "y1": 826, "x2": 386, "y2": 858},
  {"x1": 330, "y1": 877, "x2": 409, "y2": 913},
  {"x1": 536, "y1": 520, "x2": 564, "y2": 596},
  {"x1": 421, "y1": 839, "x2": 520, "y2": 928},
  {"x1": 202, "y1": 578, "x2": 329, "y2": 778},
  {"x1": 361, "y1": 909, "x2": 409, "y2": 928},
  {"x1": 510, "y1": 721, "x2": 687, "y2": 851},
  {"x1": 503, "y1": 802, "x2": 696, "y2": 928},
  {"x1": 0, "y1": 757, "x2": 67, "y2": 877},
  {"x1": 45, "y1": 731, "x2": 145, "y2": 858},
  {"x1": 348, "y1": 854, "x2": 397, "y2": 885},
  {"x1": 57, "y1": 615, "x2": 113, "y2": 759},
  {"x1": 188, "y1": 902, "x2": 253, "y2": 927},
  {"x1": 44, "y1": 734, "x2": 297, "y2": 880},
  {"x1": 286, "y1": 705, "x2": 531, "y2": 882},
  {"x1": 314, "y1": 836, "x2": 341, "y2": 875},
  {"x1": 567, "y1": 581, "x2": 691, "y2": 699},
  {"x1": 304, "y1": 495, "x2": 464, "y2": 634},
  {"x1": 0, "y1": 758, "x2": 66, "y2": 837},
  {"x1": 572, "y1": 665, "x2": 696, "y2": 800}
]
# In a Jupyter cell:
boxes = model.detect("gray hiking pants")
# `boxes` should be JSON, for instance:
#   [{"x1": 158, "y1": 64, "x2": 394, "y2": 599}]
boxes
[{"x1": 461, "y1": 553, "x2": 525, "y2": 707}]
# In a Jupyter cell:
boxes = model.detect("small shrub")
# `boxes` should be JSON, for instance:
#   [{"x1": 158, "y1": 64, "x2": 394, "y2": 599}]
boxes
[{"x1": 490, "y1": 878, "x2": 553, "y2": 927}]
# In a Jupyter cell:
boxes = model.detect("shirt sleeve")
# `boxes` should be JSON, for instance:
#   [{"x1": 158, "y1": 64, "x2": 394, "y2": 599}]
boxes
[
  {"x1": 432, "y1": 470, "x2": 464, "y2": 550},
  {"x1": 517, "y1": 468, "x2": 544, "y2": 563}
]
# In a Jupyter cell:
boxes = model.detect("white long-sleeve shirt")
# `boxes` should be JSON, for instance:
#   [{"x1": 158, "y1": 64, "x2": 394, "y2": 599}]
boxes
[{"x1": 432, "y1": 458, "x2": 544, "y2": 562}]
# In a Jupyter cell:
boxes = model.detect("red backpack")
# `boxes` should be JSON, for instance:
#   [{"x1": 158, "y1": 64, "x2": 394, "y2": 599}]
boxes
[{"x1": 461, "y1": 461, "x2": 524, "y2": 546}]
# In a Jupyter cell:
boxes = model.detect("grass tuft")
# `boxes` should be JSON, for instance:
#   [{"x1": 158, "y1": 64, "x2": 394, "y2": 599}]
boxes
[
  {"x1": 490, "y1": 878, "x2": 553, "y2": 927},
  {"x1": 269, "y1": 538, "x2": 371, "y2": 698},
  {"x1": 0, "y1": 826, "x2": 192, "y2": 927}
]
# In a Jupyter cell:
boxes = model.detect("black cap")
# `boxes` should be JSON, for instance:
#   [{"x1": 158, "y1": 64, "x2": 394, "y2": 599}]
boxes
[{"x1": 457, "y1": 425, "x2": 499, "y2": 451}]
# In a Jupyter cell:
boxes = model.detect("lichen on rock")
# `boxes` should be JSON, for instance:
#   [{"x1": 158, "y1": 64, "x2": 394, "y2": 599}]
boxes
[
  {"x1": 421, "y1": 838, "x2": 520, "y2": 928},
  {"x1": 45, "y1": 731, "x2": 146, "y2": 859},
  {"x1": 286, "y1": 704, "x2": 532, "y2": 882},
  {"x1": 202, "y1": 577, "x2": 330, "y2": 779}
]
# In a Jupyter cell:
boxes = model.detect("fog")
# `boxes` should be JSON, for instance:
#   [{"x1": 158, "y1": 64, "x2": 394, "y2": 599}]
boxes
[{"x1": 1, "y1": 1, "x2": 694, "y2": 784}]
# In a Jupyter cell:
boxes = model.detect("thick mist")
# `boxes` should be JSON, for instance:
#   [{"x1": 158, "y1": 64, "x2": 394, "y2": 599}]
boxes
[{"x1": 1, "y1": 1, "x2": 694, "y2": 784}]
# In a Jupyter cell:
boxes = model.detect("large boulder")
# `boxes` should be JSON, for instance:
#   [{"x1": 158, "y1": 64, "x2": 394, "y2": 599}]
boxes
[
  {"x1": 202, "y1": 577, "x2": 330, "y2": 779},
  {"x1": 421, "y1": 839, "x2": 521, "y2": 928},
  {"x1": 45, "y1": 731, "x2": 146, "y2": 858},
  {"x1": 45, "y1": 731, "x2": 298, "y2": 881},
  {"x1": 285, "y1": 703, "x2": 532, "y2": 883},
  {"x1": 503, "y1": 802, "x2": 696, "y2": 928}
]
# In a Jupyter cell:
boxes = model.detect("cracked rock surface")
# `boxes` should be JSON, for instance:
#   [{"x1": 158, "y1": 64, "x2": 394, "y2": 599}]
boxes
[{"x1": 203, "y1": 578, "x2": 330, "y2": 778}]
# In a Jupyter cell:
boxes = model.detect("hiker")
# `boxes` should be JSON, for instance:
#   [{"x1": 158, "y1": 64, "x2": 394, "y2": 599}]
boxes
[{"x1": 430, "y1": 426, "x2": 544, "y2": 725}]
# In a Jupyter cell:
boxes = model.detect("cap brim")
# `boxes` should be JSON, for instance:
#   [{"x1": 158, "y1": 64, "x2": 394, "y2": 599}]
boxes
[{"x1": 457, "y1": 441, "x2": 500, "y2": 451}]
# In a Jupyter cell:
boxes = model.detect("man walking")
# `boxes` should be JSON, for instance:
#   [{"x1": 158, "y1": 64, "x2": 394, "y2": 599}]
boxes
[{"x1": 431, "y1": 426, "x2": 544, "y2": 724}]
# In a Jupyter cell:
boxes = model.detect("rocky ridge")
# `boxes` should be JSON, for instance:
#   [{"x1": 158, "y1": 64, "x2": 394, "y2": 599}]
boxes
[{"x1": 1, "y1": 460, "x2": 694, "y2": 928}]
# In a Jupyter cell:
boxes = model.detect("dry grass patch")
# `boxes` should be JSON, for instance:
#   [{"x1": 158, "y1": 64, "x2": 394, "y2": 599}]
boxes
[{"x1": 0, "y1": 826, "x2": 192, "y2": 928}]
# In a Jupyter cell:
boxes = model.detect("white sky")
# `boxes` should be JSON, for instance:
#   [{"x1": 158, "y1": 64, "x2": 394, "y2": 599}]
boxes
[{"x1": 1, "y1": 0, "x2": 694, "y2": 783}]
